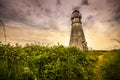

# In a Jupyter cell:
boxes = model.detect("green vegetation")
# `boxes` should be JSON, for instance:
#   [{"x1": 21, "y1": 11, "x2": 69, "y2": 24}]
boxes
[
  {"x1": 0, "y1": 43, "x2": 120, "y2": 80},
  {"x1": 101, "y1": 50, "x2": 120, "y2": 80},
  {"x1": 0, "y1": 43, "x2": 89, "y2": 80},
  {"x1": 86, "y1": 50, "x2": 120, "y2": 80}
]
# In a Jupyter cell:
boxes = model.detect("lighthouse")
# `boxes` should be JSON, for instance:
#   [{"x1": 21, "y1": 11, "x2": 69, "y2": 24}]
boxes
[{"x1": 69, "y1": 10, "x2": 88, "y2": 50}]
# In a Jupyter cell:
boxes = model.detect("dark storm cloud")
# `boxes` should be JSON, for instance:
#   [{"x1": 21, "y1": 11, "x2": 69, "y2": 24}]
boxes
[
  {"x1": 72, "y1": 0, "x2": 89, "y2": 11},
  {"x1": 106, "y1": 0, "x2": 120, "y2": 23},
  {"x1": 0, "y1": 1, "x2": 5, "y2": 8},
  {"x1": 0, "y1": 0, "x2": 120, "y2": 49},
  {"x1": 0, "y1": 0, "x2": 29, "y2": 22},
  {"x1": 87, "y1": 15, "x2": 93, "y2": 20},
  {"x1": 31, "y1": 0, "x2": 43, "y2": 7},
  {"x1": 81, "y1": 0, "x2": 89, "y2": 5},
  {"x1": 72, "y1": 6, "x2": 81, "y2": 11},
  {"x1": 44, "y1": 8, "x2": 52, "y2": 17},
  {"x1": 113, "y1": 15, "x2": 120, "y2": 23},
  {"x1": 56, "y1": 0, "x2": 62, "y2": 5},
  {"x1": 0, "y1": 0, "x2": 58, "y2": 30},
  {"x1": 0, "y1": 0, "x2": 119, "y2": 28},
  {"x1": 0, "y1": 19, "x2": 3, "y2": 26}
]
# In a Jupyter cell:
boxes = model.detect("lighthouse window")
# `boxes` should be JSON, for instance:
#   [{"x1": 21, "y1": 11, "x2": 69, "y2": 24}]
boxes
[{"x1": 73, "y1": 18, "x2": 79, "y2": 23}]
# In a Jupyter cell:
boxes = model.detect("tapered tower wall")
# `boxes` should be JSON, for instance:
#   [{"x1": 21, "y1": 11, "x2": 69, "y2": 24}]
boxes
[{"x1": 69, "y1": 10, "x2": 88, "y2": 50}]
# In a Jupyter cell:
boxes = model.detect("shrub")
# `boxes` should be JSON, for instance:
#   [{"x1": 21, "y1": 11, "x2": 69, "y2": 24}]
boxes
[
  {"x1": 101, "y1": 50, "x2": 120, "y2": 80},
  {"x1": 0, "y1": 43, "x2": 89, "y2": 80}
]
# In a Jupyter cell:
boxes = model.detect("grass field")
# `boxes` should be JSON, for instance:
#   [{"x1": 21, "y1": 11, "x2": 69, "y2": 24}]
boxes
[{"x1": 0, "y1": 43, "x2": 120, "y2": 80}]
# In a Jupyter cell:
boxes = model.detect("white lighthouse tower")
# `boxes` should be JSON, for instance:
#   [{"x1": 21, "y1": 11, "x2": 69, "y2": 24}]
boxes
[{"x1": 69, "y1": 10, "x2": 88, "y2": 50}]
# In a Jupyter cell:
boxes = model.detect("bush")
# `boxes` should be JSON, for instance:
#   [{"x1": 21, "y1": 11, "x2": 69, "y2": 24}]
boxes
[
  {"x1": 0, "y1": 43, "x2": 89, "y2": 80},
  {"x1": 101, "y1": 50, "x2": 120, "y2": 80}
]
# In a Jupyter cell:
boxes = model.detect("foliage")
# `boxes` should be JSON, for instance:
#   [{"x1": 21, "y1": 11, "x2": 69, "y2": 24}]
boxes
[
  {"x1": 86, "y1": 51, "x2": 103, "y2": 80},
  {"x1": 0, "y1": 43, "x2": 89, "y2": 80},
  {"x1": 101, "y1": 50, "x2": 120, "y2": 80}
]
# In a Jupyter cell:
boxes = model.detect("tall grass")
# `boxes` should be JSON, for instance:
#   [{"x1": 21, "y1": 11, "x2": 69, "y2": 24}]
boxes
[
  {"x1": 0, "y1": 43, "x2": 89, "y2": 80},
  {"x1": 101, "y1": 50, "x2": 120, "y2": 80}
]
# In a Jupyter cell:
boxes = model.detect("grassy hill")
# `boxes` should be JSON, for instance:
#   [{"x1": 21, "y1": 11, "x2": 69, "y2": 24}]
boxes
[
  {"x1": 0, "y1": 43, "x2": 120, "y2": 80},
  {"x1": 86, "y1": 50, "x2": 120, "y2": 80}
]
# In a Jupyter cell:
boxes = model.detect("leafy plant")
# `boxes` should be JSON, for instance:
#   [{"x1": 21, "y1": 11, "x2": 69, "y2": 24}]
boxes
[
  {"x1": 101, "y1": 50, "x2": 120, "y2": 80},
  {"x1": 0, "y1": 43, "x2": 89, "y2": 80}
]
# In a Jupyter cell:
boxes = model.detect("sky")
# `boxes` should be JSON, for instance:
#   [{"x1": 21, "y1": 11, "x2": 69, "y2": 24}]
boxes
[{"x1": 0, "y1": 0, "x2": 120, "y2": 50}]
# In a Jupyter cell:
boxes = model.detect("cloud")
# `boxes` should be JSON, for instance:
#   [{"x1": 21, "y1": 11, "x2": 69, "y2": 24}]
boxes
[
  {"x1": 72, "y1": 6, "x2": 81, "y2": 11},
  {"x1": 106, "y1": 0, "x2": 120, "y2": 23},
  {"x1": 0, "y1": 21, "x2": 70, "y2": 46},
  {"x1": 56, "y1": 0, "x2": 62, "y2": 5},
  {"x1": 0, "y1": 0, "x2": 120, "y2": 50},
  {"x1": 72, "y1": 0, "x2": 89, "y2": 10},
  {"x1": 0, "y1": 0, "x2": 72, "y2": 31},
  {"x1": 81, "y1": 0, "x2": 89, "y2": 5},
  {"x1": 0, "y1": 1, "x2": 5, "y2": 8}
]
